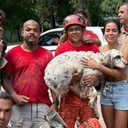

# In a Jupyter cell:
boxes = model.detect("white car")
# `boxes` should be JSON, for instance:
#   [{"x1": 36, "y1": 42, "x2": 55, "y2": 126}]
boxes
[
  {"x1": 6, "y1": 27, "x2": 107, "y2": 53},
  {"x1": 39, "y1": 27, "x2": 107, "y2": 53}
]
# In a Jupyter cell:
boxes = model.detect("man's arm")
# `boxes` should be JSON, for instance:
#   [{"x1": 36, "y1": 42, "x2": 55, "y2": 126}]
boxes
[
  {"x1": 50, "y1": 90, "x2": 59, "y2": 111},
  {"x1": 92, "y1": 38, "x2": 101, "y2": 47},
  {"x1": 83, "y1": 35, "x2": 101, "y2": 47},
  {"x1": 2, "y1": 69, "x2": 29, "y2": 105}
]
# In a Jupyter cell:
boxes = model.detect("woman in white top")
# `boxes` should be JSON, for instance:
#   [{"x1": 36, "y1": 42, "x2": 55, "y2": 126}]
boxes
[{"x1": 82, "y1": 20, "x2": 128, "y2": 128}]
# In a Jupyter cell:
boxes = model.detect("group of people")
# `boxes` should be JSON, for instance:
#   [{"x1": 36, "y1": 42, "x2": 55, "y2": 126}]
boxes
[{"x1": 0, "y1": 2, "x2": 128, "y2": 128}]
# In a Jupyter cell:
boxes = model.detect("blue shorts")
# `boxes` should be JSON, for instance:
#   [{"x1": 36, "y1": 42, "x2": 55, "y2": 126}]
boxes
[{"x1": 100, "y1": 80, "x2": 128, "y2": 110}]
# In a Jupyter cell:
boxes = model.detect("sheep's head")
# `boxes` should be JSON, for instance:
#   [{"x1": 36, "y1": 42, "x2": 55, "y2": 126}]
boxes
[{"x1": 99, "y1": 49, "x2": 127, "y2": 68}]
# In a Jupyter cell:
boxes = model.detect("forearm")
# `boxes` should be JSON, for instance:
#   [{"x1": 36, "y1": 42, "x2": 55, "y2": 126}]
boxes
[
  {"x1": 98, "y1": 64, "x2": 123, "y2": 80},
  {"x1": 122, "y1": 45, "x2": 128, "y2": 62},
  {"x1": 2, "y1": 77, "x2": 17, "y2": 98},
  {"x1": 92, "y1": 39, "x2": 101, "y2": 47},
  {"x1": 50, "y1": 89, "x2": 59, "y2": 111},
  {"x1": 50, "y1": 90, "x2": 59, "y2": 104},
  {"x1": 2, "y1": 70, "x2": 17, "y2": 98}
]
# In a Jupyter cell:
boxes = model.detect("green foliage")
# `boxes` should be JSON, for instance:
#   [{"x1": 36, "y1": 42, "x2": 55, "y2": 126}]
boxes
[
  {"x1": 101, "y1": 0, "x2": 123, "y2": 16},
  {"x1": 0, "y1": 0, "x2": 126, "y2": 42},
  {"x1": 2, "y1": 0, "x2": 39, "y2": 30},
  {"x1": 35, "y1": 0, "x2": 74, "y2": 29},
  {"x1": 87, "y1": 0, "x2": 103, "y2": 26},
  {"x1": 1, "y1": 0, "x2": 39, "y2": 41},
  {"x1": 43, "y1": 21, "x2": 52, "y2": 31},
  {"x1": 34, "y1": 0, "x2": 58, "y2": 29},
  {"x1": 56, "y1": 0, "x2": 74, "y2": 25}
]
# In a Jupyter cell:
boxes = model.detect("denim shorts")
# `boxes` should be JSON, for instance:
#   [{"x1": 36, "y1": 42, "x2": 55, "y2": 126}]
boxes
[{"x1": 100, "y1": 80, "x2": 128, "y2": 110}]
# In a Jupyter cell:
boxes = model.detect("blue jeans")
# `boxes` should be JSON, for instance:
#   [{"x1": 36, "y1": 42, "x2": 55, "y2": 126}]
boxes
[
  {"x1": 10, "y1": 103, "x2": 50, "y2": 128},
  {"x1": 100, "y1": 80, "x2": 128, "y2": 110}
]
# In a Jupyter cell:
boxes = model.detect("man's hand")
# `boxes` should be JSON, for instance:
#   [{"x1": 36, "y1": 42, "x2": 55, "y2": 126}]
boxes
[
  {"x1": 82, "y1": 35, "x2": 93, "y2": 44},
  {"x1": 82, "y1": 74, "x2": 99, "y2": 87},
  {"x1": 12, "y1": 93, "x2": 29, "y2": 106},
  {"x1": 50, "y1": 103, "x2": 58, "y2": 111},
  {"x1": 82, "y1": 35, "x2": 101, "y2": 46},
  {"x1": 71, "y1": 68, "x2": 83, "y2": 84}
]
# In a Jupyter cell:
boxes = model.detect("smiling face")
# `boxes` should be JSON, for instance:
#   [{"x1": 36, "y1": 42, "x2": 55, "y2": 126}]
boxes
[
  {"x1": 104, "y1": 22, "x2": 120, "y2": 45},
  {"x1": 67, "y1": 25, "x2": 84, "y2": 45}
]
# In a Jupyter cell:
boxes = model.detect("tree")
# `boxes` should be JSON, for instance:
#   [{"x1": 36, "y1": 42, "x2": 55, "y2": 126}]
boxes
[
  {"x1": 78, "y1": 0, "x2": 87, "y2": 10},
  {"x1": 1, "y1": 0, "x2": 39, "y2": 42},
  {"x1": 88, "y1": 0, "x2": 103, "y2": 26},
  {"x1": 1, "y1": 0, "x2": 125, "y2": 42},
  {"x1": 35, "y1": 0, "x2": 74, "y2": 30},
  {"x1": 101, "y1": 0, "x2": 123, "y2": 18},
  {"x1": 34, "y1": 0, "x2": 57, "y2": 30},
  {"x1": 70, "y1": 0, "x2": 103, "y2": 26}
]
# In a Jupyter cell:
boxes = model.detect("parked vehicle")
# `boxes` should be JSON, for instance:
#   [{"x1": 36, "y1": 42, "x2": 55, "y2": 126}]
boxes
[
  {"x1": 6, "y1": 27, "x2": 107, "y2": 53},
  {"x1": 38, "y1": 27, "x2": 107, "y2": 53}
]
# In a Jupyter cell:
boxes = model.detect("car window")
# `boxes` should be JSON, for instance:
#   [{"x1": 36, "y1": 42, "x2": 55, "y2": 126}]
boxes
[{"x1": 38, "y1": 31, "x2": 63, "y2": 46}]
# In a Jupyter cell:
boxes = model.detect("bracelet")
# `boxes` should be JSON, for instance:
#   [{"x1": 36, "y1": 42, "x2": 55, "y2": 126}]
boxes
[{"x1": 53, "y1": 99, "x2": 59, "y2": 106}]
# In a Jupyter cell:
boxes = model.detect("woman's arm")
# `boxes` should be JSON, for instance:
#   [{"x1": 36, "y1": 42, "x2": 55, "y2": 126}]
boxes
[
  {"x1": 81, "y1": 58, "x2": 124, "y2": 81},
  {"x1": 122, "y1": 45, "x2": 128, "y2": 62}
]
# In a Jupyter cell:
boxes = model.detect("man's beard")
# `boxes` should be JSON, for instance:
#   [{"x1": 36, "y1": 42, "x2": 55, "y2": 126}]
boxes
[{"x1": 27, "y1": 40, "x2": 37, "y2": 47}]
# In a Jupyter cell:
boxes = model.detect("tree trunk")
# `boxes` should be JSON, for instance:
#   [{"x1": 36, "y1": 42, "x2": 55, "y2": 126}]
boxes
[
  {"x1": 78, "y1": 0, "x2": 91, "y2": 25},
  {"x1": 17, "y1": 27, "x2": 21, "y2": 41},
  {"x1": 78, "y1": 0, "x2": 87, "y2": 10},
  {"x1": 50, "y1": 3, "x2": 56, "y2": 28},
  {"x1": 51, "y1": 11, "x2": 55, "y2": 28},
  {"x1": 9, "y1": 31, "x2": 13, "y2": 42}
]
